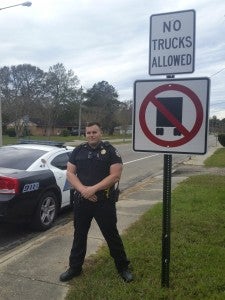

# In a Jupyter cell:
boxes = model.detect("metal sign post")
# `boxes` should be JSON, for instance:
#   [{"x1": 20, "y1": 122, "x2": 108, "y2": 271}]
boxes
[
  {"x1": 161, "y1": 74, "x2": 174, "y2": 288},
  {"x1": 161, "y1": 153, "x2": 172, "y2": 287}
]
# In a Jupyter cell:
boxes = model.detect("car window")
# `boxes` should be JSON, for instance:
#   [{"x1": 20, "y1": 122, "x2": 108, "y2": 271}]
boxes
[
  {"x1": 51, "y1": 152, "x2": 71, "y2": 170},
  {"x1": 0, "y1": 147, "x2": 47, "y2": 170}
]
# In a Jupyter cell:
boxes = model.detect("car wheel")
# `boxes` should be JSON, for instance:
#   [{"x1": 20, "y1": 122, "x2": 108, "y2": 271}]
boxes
[{"x1": 31, "y1": 191, "x2": 58, "y2": 231}]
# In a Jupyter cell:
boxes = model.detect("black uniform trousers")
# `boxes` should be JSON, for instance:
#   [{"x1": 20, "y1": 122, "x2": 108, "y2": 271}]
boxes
[{"x1": 69, "y1": 194, "x2": 130, "y2": 273}]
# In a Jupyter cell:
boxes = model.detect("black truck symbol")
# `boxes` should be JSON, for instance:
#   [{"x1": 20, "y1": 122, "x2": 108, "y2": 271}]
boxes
[{"x1": 156, "y1": 97, "x2": 183, "y2": 136}]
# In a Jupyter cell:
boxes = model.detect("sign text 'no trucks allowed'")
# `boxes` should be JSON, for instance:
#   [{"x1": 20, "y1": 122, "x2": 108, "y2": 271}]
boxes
[{"x1": 149, "y1": 10, "x2": 195, "y2": 75}]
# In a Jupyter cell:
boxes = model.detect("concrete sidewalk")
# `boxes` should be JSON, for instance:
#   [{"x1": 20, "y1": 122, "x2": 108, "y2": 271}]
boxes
[{"x1": 0, "y1": 145, "x2": 219, "y2": 300}]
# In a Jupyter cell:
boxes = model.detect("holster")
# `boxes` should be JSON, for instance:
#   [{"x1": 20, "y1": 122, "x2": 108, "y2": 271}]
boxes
[{"x1": 109, "y1": 184, "x2": 120, "y2": 202}]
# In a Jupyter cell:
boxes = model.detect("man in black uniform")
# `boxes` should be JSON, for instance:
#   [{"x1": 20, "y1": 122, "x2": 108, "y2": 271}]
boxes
[{"x1": 60, "y1": 122, "x2": 133, "y2": 283}]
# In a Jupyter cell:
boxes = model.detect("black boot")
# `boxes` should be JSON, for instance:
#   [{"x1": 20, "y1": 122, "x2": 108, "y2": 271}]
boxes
[
  {"x1": 119, "y1": 268, "x2": 133, "y2": 283},
  {"x1": 59, "y1": 267, "x2": 82, "y2": 282}
]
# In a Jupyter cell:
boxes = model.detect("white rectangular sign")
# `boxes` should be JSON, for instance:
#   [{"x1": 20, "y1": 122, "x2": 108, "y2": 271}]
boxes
[
  {"x1": 149, "y1": 10, "x2": 195, "y2": 75},
  {"x1": 133, "y1": 78, "x2": 210, "y2": 154}
]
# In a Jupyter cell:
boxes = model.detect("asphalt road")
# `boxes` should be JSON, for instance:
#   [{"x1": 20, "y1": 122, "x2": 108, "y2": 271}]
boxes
[{"x1": 119, "y1": 144, "x2": 189, "y2": 190}]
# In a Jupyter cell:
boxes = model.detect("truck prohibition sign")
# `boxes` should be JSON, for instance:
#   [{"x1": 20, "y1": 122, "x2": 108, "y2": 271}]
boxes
[{"x1": 149, "y1": 10, "x2": 195, "y2": 75}]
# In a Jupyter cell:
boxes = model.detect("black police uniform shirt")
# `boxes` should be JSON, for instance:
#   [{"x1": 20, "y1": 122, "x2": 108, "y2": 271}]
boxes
[{"x1": 69, "y1": 141, "x2": 122, "y2": 187}]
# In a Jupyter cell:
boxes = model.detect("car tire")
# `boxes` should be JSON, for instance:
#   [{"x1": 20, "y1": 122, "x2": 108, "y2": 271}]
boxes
[{"x1": 31, "y1": 191, "x2": 58, "y2": 231}]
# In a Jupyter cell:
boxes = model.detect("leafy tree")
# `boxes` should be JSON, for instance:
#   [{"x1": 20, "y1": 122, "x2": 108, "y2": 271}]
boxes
[
  {"x1": 84, "y1": 81, "x2": 120, "y2": 134},
  {"x1": 209, "y1": 115, "x2": 223, "y2": 134},
  {"x1": 0, "y1": 63, "x2": 81, "y2": 137},
  {"x1": 41, "y1": 63, "x2": 80, "y2": 135},
  {"x1": 0, "y1": 64, "x2": 46, "y2": 136},
  {"x1": 218, "y1": 133, "x2": 225, "y2": 147},
  {"x1": 116, "y1": 100, "x2": 132, "y2": 134}
]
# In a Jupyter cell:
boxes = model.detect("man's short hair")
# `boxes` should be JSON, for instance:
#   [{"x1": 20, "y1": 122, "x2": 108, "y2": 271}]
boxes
[{"x1": 86, "y1": 122, "x2": 101, "y2": 129}]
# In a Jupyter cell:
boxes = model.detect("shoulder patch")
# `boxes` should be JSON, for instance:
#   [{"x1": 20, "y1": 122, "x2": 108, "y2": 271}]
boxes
[
  {"x1": 76, "y1": 142, "x2": 87, "y2": 150},
  {"x1": 115, "y1": 149, "x2": 121, "y2": 157},
  {"x1": 103, "y1": 141, "x2": 111, "y2": 147}
]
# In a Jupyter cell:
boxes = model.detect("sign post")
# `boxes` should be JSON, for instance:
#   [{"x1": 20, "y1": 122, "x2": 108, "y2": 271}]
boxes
[
  {"x1": 162, "y1": 74, "x2": 174, "y2": 288},
  {"x1": 162, "y1": 153, "x2": 172, "y2": 287}
]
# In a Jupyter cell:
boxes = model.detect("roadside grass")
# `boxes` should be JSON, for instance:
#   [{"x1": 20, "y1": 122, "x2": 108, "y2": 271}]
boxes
[
  {"x1": 204, "y1": 147, "x2": 225, "y2": 167},
  {"x1": 2, "y1": 135, "x2": 80, "y2": 145},
  {"x1": 66, "y1": 150, "x2": 225, "y2": 300},
  {"x1": 2, "y1": 134, "x2": 131, "y2": 146}
]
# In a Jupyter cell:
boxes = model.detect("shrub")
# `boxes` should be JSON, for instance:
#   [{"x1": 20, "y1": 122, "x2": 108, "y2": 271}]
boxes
[
  {"x1": 61, "y1": 129, "x2": 70, "y2": 137},
  {"x1": 218, "y1": 133, "x2": 225, "y2": 147},
  {"x1": 6, "y1": 128, "x2": 16, "y2": 137}
]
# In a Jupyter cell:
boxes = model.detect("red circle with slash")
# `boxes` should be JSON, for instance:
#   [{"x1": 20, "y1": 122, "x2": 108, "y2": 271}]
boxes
[{"x1": 139, "y1": 83, "x2": 203, "y2": 147}]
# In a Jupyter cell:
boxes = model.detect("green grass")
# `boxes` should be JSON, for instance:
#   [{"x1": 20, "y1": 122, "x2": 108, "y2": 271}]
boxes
[
  {"x1": 2, "y1": 134, "x2": 132, "y2": 146},
  {"x1": 204, "y1": 148, "x2": 225, "y2": 167},
  {"x1": 2, "y1": 134, "x2": 85, "y2": 145},
  {"x1": 65, "y1": 148, "x2": 225, "y2": 300}
]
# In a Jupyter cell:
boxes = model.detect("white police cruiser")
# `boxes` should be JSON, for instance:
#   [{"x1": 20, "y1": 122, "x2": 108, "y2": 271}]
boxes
[{"x1": 0, "y1": 141, "x2": 74, "y2": 231}]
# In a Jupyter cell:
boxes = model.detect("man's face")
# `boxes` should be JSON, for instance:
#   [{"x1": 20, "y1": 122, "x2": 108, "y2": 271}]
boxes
[{"x1": 85, "y1": 125, "x2": 102, "y2": 147}]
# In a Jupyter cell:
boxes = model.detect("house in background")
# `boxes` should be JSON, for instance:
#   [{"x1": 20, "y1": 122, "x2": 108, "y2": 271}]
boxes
[{"x1": 6, "y1": 118, "x2": 75, "y2": 137}]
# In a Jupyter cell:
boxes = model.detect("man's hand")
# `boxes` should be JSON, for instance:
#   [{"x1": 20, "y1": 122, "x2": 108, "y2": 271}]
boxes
[
  {"x1": 87, "y1": 195, "x2": 97, "y2": 202},
  {"x1": 80, "y1": 186, "x2": 97, "y2": 202}
]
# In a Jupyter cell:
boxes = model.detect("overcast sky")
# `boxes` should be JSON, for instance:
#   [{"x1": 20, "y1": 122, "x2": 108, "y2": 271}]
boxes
[{"x1": 0, "y1": 0, "x2": 224, "y2": 118}]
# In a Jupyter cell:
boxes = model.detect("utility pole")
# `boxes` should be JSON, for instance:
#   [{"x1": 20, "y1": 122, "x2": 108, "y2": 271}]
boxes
[{"x1": 78, "y1": 86, "x2": 83, "y2": 137}]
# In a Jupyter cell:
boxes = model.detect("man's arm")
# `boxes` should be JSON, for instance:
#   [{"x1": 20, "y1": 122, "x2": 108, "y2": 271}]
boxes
[
  {"x1": 66, "y1": 162, "x2": 84, "y2": 191},
  {"x1": 80, "y1": 163, "x2": 122, "y2": 199},
  {"x1": 67, "y1": 162, "x2": 97, "y2": 201}
]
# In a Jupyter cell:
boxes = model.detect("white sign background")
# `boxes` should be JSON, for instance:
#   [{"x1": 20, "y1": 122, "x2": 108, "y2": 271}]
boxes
[
  {"x1": 133, "y1": 78, "x2": 210, "y2": 154},
  {"x1": 149, "y1": 10, "x2": 195, "y2": 75}
]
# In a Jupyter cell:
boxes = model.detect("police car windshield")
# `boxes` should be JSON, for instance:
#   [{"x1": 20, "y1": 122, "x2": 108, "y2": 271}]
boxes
[{"x1": 0, "y1": 147, "x2": 47, "y2": 170}]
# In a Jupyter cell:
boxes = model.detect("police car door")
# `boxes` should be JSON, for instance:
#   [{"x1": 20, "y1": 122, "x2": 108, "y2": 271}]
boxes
[{"x1": 49, "y1": 152, "x2": 71, "y2": 207}]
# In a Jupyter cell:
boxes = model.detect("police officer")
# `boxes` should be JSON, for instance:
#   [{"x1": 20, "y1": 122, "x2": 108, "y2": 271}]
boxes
[{"x1": 60, "y1": 122, "x2": 133, "y2": 283}]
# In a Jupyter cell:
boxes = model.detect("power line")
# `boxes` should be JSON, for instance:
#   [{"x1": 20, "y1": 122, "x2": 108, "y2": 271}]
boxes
[{"x1": 210, "y1": 67, "x2": 225, "y2": 78}]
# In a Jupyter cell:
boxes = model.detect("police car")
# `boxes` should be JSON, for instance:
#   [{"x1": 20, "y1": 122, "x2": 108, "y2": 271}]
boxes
[{"x1": 0, "y1": 141, "x2": 74, "y2": 231}]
